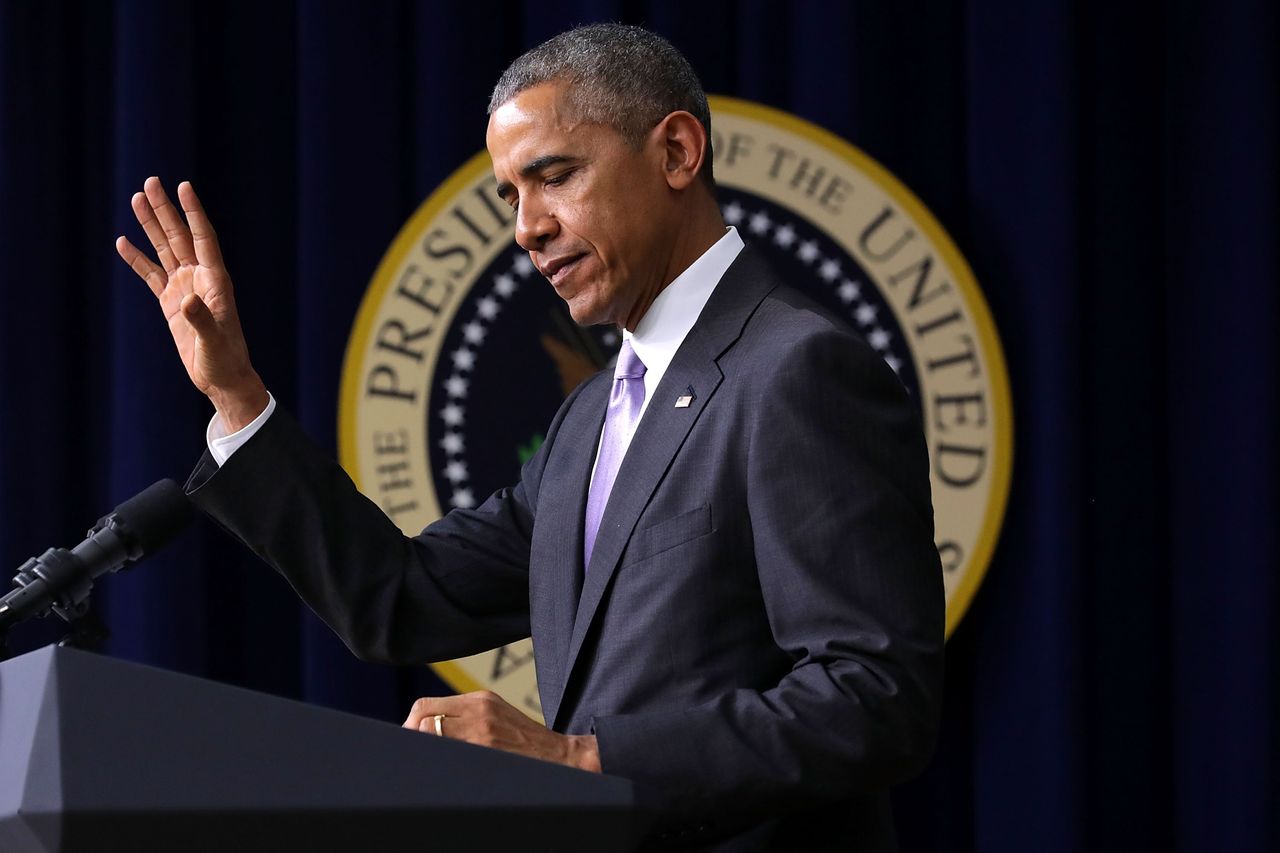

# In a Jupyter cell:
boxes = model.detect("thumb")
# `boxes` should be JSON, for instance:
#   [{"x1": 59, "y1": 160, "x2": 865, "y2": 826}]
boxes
[{"x1": 180, "y1": 293, "x2": 217, "y2": 338}]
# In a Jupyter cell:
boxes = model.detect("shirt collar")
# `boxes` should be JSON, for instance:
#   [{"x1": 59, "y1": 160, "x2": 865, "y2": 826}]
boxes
[{"x1": 625, "y1": 226, "x2": 745, "y2": 378}]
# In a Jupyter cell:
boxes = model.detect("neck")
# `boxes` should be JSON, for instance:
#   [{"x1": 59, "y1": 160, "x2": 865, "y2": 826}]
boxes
[{"x1": 621, "y1": 198, "x2": 726, "y2": 332}]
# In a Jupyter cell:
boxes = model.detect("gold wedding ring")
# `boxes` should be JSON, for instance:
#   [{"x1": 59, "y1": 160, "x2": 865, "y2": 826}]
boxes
[{"x1": 431, "y1": 713, "x2": 446, "y2": 737}]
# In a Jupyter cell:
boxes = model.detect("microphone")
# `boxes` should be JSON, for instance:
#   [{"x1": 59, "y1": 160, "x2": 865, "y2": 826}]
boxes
[{"x1": 0, "y1": 480, "x2": 192, "y2": 631}]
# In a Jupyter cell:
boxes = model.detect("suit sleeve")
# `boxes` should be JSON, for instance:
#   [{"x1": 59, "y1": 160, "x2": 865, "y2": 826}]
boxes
[
  {"x1": 185, "y1": 388, "x2": 579, "y2": 665},
  {"x1": 592, "y1": 327, "x2": 945, "y2": 827}
]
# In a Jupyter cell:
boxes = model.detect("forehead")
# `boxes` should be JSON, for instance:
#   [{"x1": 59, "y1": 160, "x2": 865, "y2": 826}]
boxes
[
  {"x1": 486, "y1": 82, "x2": 613, "y2": 173},
  {"x1": 489, "y1": 83, "x2": 566, "y2": 137}
]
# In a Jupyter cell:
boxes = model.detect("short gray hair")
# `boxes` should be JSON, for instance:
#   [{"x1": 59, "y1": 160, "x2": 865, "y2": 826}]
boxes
[{"x1": 488, "y1": 23, "x2": 715, "y2": 187}]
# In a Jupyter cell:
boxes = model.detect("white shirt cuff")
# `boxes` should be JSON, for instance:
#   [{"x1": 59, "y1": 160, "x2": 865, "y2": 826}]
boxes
[{"x1": 206, "y1": 393, "x2": 277, "y2": 467}]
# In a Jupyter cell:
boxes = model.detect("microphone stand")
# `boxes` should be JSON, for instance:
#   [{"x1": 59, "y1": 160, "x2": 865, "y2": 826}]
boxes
[
  {"x1": 0, "y1": 479, "x2": 188, "y2": 662},
  {"x1": 0, "y1": 553, "x2": 113, "y2": 661},
  {"x1": 57, "y1": 608, "x2": 109, "y2": 652},
  {"x1": 0, "y1": 612, "x2": 107, "y2": 663}
]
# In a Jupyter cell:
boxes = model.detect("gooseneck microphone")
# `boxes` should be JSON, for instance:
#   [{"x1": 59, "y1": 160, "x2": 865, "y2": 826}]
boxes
[{"x1": 0, "y1": 479, "x2": 192, "y2": 631}]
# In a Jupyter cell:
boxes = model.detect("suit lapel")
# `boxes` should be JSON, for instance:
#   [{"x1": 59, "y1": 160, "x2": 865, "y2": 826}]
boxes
[
  {"x1": 530, "y1": 373, "x2": 607, "y2": 729},
  {"x1": 547, "y1": 247, "x2": 778, "y2": 730}
]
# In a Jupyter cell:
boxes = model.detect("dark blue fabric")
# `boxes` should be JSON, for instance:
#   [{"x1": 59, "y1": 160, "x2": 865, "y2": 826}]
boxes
[{"x1": 0, "y1": 2, "x2": 1274, "y2": 850}]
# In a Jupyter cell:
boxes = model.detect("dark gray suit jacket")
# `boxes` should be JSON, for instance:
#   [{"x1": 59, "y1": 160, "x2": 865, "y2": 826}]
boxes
[{"x1": 189, "y1": 247, "x2": 944, "y2": 851}]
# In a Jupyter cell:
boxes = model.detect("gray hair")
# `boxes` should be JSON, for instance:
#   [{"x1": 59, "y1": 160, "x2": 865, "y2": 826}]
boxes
[{"x1": 488, "y1": 23, "x2": 715, "y2": 187}]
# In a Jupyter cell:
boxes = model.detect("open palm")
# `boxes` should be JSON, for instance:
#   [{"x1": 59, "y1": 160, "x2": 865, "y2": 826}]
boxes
[{"x1": 116, "y1": 178, "x2": 266, "y2": 429}]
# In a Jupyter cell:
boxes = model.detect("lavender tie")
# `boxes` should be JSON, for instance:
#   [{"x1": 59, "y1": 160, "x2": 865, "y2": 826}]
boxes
[{"x1": 583, "y1": 340, "x2": 647, "y2": 570}]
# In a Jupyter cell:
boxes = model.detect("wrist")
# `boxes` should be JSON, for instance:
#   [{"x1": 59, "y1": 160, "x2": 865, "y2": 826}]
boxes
[{"x1": 210, "y1": 375, "x2": 269, "y2": 434}]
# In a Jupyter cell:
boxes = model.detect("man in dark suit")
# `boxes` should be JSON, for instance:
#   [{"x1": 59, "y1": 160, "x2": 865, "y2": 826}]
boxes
[{"x1": 116, "y1": 23, "x2": 942, "y2": 851}]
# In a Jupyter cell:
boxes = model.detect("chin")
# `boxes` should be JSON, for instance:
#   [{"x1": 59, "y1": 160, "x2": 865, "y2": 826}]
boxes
[{"x1": 564, "y1": 295, "x2": 612, "y2": 328}]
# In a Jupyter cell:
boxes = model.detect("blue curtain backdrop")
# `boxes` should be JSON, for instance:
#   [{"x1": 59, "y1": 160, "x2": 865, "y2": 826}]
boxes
[{"x1": 0, "y1": 1, "x2": 1275, "y2": 850}]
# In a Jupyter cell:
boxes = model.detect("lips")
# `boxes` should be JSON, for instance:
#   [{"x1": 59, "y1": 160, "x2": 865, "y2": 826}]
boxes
[{"x1": 540, "y1": 253, "x2": 586, "y2": 286}]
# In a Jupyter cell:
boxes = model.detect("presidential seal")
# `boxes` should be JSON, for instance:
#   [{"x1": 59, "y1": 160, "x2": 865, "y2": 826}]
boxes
[{"x1": 339, "y1": 96, "x2": 1012, "y2": 722}]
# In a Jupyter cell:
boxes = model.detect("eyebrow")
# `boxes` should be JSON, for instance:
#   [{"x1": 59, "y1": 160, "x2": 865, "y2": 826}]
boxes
[{"x1": 495, "y1": 154, "x2": 577, "y2": 201}]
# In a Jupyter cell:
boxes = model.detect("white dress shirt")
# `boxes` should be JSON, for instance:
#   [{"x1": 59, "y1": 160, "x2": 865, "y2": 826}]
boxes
[
  {"x1": 626, "y1": 226, "x2": 744, "y2": 419},
  {"x1": 207, "y1": 227, "x2": 745, "y2": 466},
  {"x1": 207, "y1": 392, "x2": 277, "y2": 466}
]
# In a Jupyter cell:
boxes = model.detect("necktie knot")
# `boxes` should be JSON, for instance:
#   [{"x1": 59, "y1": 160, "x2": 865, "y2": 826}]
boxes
[{"x1": 614, "y1": 340, "x2": 646, "y2": 380}]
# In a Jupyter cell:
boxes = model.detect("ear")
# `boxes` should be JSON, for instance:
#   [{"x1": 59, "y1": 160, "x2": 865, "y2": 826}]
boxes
[{"x1": 654, "y1": 111, "x2": 708, "y2": 191}]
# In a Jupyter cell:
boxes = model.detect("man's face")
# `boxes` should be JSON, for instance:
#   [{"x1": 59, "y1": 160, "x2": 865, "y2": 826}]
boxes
[{"x1": 487, "y1": 82, "x2": 672, "y2": 329}]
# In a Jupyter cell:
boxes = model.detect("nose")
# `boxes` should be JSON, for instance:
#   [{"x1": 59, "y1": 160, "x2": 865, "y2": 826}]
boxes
[{"x1": 514, "y1": 196, "x2": 557, "y2": 252}]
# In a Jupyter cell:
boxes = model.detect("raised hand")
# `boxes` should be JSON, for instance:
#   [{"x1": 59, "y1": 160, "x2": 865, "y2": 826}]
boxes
[{"x1": 116, "y1": 177, "x2": 268, "y2": 432}]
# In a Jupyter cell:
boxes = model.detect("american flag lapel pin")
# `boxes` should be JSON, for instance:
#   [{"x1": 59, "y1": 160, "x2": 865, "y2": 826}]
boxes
[{"x1": 674, "y1": 386, "x2": 695, "y2": 408}]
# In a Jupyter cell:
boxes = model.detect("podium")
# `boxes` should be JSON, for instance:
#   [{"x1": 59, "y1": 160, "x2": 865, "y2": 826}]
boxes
[{"x1": 0, "y1": 645, "x2": 650, "y2": 852}]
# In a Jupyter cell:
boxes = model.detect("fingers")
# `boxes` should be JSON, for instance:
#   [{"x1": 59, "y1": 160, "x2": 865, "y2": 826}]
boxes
[
  {"x1": 115, "y1": 235, "x2": 168, "y2": 297},
  {"x1": 403, "y1": 695, "x2": 464, "y2": 734},
  {"x1": 143, "y1": 177, "x2": 198, "y2": 268},
  {"x1": 401, "y1": 691, "x2": 571, "y2": 765},
  {"x1": 177, "y1": 181, "x2": 225, "y2": 270},
  {"x1": 403, "y1": 691, "x2": 528, "y2": 741},
  {"x1": 131, "y1": 190, "x2": 179, "y2": 275}
]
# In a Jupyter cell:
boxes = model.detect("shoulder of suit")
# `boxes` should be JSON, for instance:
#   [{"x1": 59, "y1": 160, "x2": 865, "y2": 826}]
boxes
[
  {"x1": 749, "y1": 283, "x2": 863, "y2": 349},
  {"x1": 718, "y1": 246, "x2": 857, "y2": 343},
  {"x1": 714, "y1": 276, "x2": 896, "y2": 403}
]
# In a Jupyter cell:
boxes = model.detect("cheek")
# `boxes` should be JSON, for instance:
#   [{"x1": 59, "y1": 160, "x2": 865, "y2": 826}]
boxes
[
  {"x1": 561, "y1": 170, "x2": 654, "y2": 281},
  {"x1": 586, "y1": 199, "x2": 643, "y2": 271}
]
